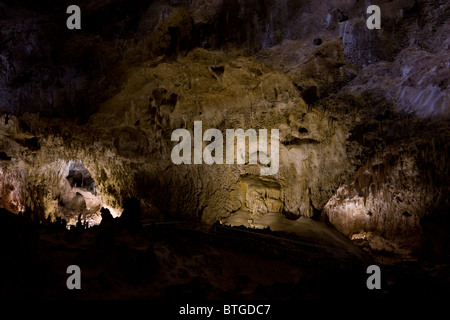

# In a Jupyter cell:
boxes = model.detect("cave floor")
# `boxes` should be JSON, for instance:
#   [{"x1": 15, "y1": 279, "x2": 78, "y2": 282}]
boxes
[
  {"x1": 222, "y1": 210, "x2": 362, "y2": 255},
  {"x1": 3, "y1": 218, "x2": 448, "y2": 301},
  {"x1": 34, "y1": 225, "x2": 370, "y2": 300}
]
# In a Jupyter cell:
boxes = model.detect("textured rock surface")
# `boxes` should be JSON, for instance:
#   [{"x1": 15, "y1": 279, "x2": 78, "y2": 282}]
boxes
[
  {"x1": 325, "y1": 139, "x2": 448, "y2": 254},
  {"x1": 0, "y1": 0, "x2": 449, "y2": 256},
  {"x1": 0, "y1": 48, "x2": 353, "y2": 226}
]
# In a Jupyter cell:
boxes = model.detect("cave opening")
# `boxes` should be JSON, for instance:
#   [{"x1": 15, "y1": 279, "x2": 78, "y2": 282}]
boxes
[
  {"x1": 60, "y1": 160, "x2": 118, "y2": 228},
  {"x1": 66, "y1": 160, "x2": 97, "y2": 193}
]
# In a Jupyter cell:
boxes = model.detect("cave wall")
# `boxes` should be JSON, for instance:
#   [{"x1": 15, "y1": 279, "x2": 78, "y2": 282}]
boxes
[
  {"x1": 0, "y1": 48, "x2": 354, "y2": 224},
  {"x1": 0, "y1": 0, "x2": 449, "y2": 254}
]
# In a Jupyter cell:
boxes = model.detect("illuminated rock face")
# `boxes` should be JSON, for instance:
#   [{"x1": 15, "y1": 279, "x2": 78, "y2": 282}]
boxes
[
  {"x1": 0, "y1": 117, "x2": 121, "y2": 226},
  {"x1": 89, "y1": 48, "x2": 353, "y2": 223},
  {"x1": 325, "y1": 150, "x2": 433, "y2": 254},
  {"x1": 240, "y1": 176, "x2": 284, "y2": 215},
  {"x1": 0, "y1": 47, "x2": 353, "y2": 225},
  {"x1": 0, "y1": 0, "x2": 448, "y2": 253}
]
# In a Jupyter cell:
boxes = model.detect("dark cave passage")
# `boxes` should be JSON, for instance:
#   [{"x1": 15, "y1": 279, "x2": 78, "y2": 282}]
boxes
[
  {"x1": 58, "y1": 160, "x2": 122, "y2": 228},
  {"x1": 66, "y1": 160, "x2": 97, "y2": 192}
]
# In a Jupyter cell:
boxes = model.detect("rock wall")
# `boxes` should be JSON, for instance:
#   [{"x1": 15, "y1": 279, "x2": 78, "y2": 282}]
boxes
[
  {"x1": 0, "y1": 47, "x2": 354, "y2": 225},
  {"x1": 325, "y1": 140, "x2": 448, "y2": 254},
  {"x1": 0, "y1": 0, "x2": 448, "y2": 254}
]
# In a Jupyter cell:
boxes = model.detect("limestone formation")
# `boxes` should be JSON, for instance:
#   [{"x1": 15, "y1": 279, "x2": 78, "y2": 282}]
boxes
[{"x1": 0, "y1": 0, "x2": 448, "y2": 256}]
